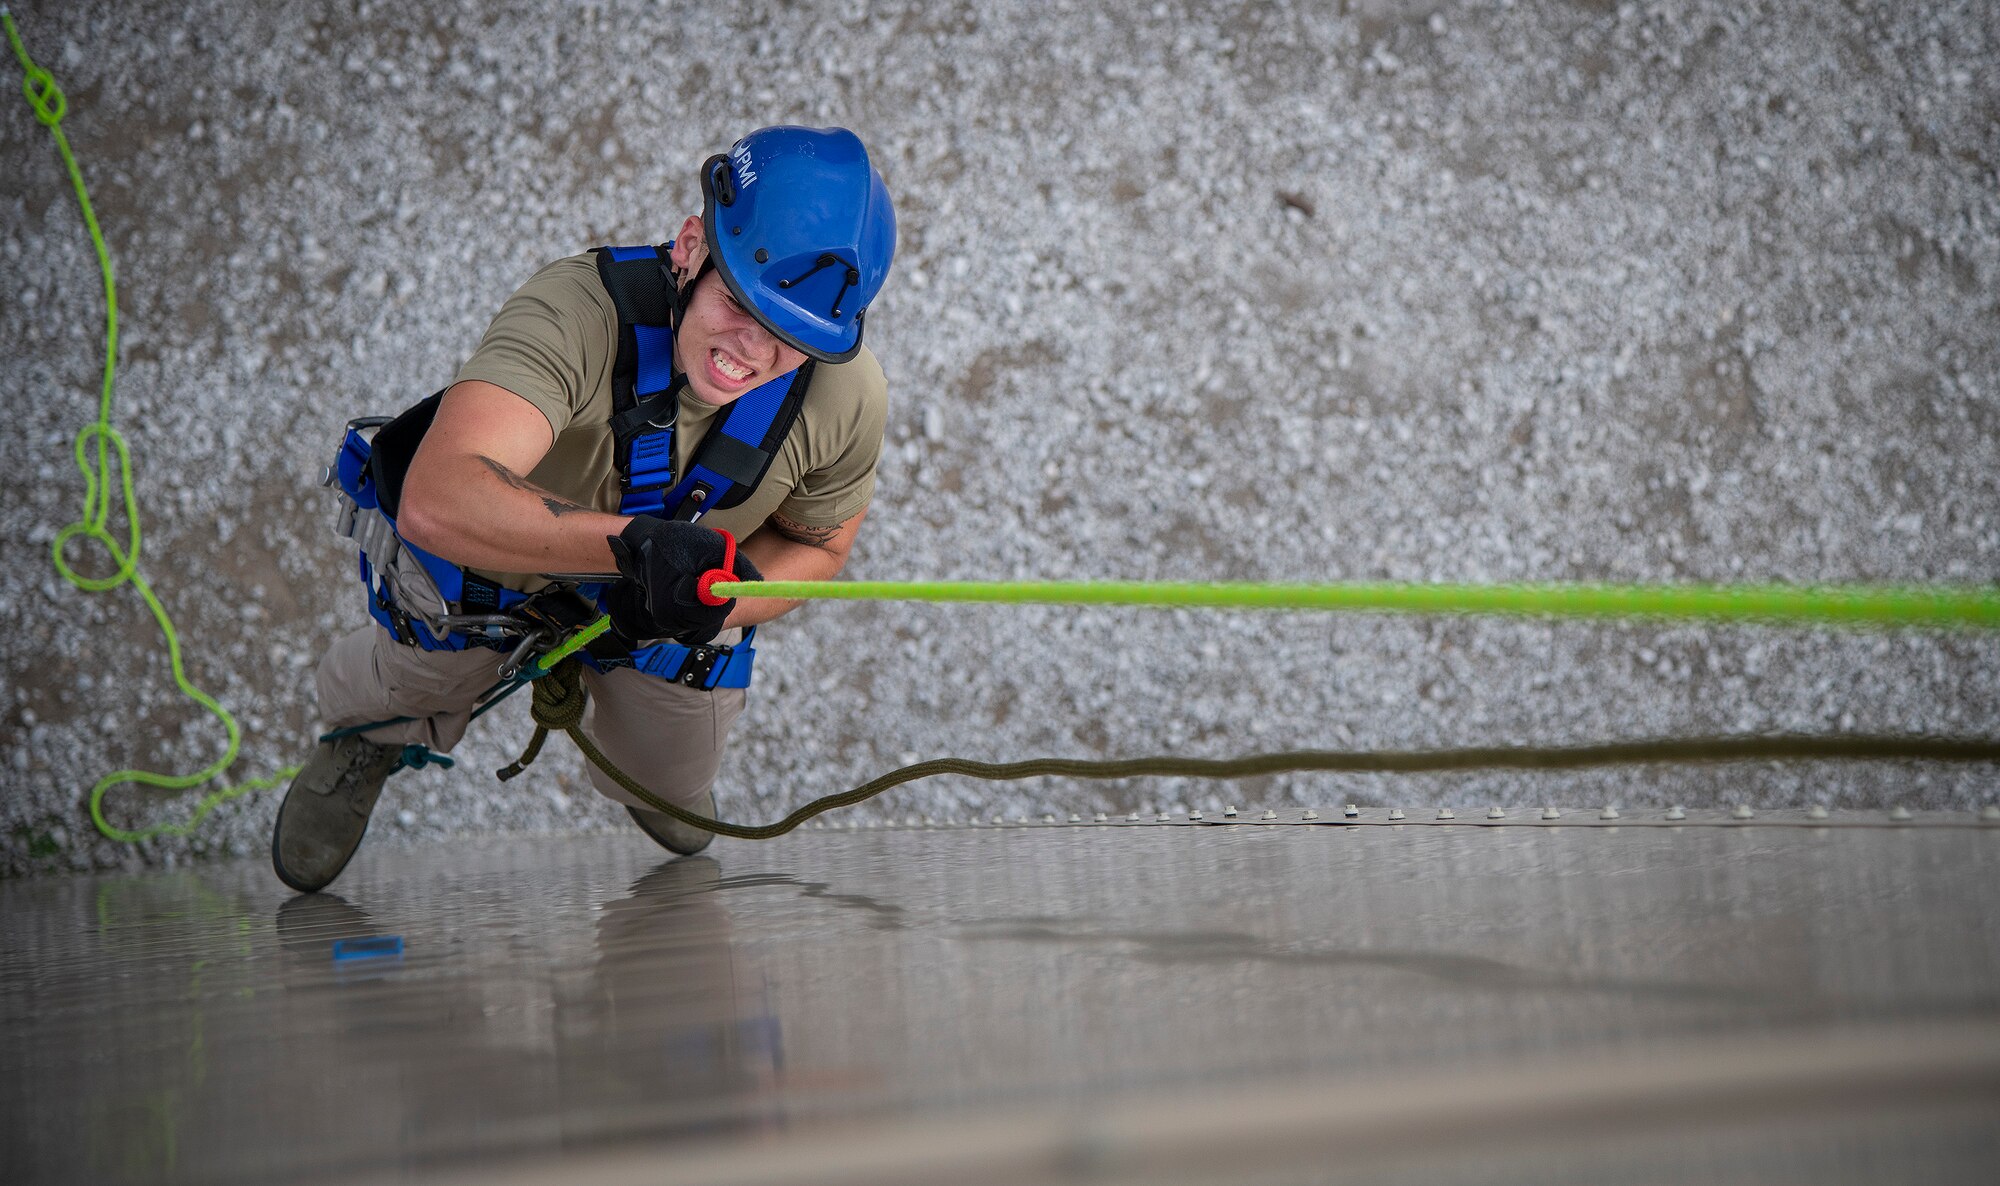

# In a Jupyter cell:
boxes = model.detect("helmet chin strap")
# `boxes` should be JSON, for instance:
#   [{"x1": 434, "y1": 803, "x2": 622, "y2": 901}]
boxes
[
  {"x1": 668, "y1": 254, "x2": 716, "y2": 333},
  {"x1": 666, "y1": 253, "x2": 718, "y2": 392}
]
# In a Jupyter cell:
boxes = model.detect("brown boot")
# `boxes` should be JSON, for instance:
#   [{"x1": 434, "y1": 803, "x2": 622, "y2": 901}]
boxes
[
  {"x1": 626, "y1": 789, "x2": 717, "y2": 856},
  {"x1": 272, "y1": 734, "x2": 404, "y2": 893}
]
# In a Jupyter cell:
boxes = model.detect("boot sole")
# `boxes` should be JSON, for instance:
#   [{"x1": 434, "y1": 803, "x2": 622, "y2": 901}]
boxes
[{"x1": 271, "y1": 790, "x2": 374, "y2": 894}]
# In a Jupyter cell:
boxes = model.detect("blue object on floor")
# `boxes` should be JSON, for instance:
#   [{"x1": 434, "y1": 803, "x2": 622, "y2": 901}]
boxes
[{"x1": 332, "y1": 935, "x2": 404, "y2": 961}]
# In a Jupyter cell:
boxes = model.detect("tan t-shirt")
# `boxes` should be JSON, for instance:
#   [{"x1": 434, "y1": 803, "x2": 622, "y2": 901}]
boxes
[{"x1": 450, "y1": 254, "x2": 886, "y2": 590}]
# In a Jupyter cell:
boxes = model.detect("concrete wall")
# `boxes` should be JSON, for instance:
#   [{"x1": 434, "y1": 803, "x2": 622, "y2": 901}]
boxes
[{"x1": 3, "y1": 0, "x2": 1996, "y2": 874}]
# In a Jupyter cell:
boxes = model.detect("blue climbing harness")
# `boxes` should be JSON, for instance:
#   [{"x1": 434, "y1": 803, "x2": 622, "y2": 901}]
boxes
[{"x1": 323, "y1": 243, "x2": 815, "y2": 691}]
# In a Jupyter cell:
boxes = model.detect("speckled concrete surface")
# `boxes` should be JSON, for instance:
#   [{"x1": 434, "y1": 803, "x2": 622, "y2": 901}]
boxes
[{"x1": 3, "y1": 0, "x2": 1997, "y2": 875}]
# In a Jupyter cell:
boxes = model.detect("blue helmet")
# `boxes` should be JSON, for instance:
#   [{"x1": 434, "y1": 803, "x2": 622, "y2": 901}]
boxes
[{"x1": 700, "y1": 126, "x2": 896, "y2": 364}]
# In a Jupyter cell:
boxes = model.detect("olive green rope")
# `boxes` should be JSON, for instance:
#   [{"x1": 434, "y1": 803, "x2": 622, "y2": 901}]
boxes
[
  {"x1": 716, "y1": 580, "x2": 2000, "y2": 628},
  {"x1": 502, "y1": 658, "x2": 2000, "y2": 840},
  {"x1": 8, "y1": 11, "x2": 298, "y2": 843}
]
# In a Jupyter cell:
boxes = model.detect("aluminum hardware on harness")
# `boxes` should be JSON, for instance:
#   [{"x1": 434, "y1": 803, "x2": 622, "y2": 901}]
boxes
[
  {"x1": 433, "y1": 613, "x2": 538, "y2": 634},
  {"x1": 497, "y1": 629, "x2": 553, "y2": 681}
]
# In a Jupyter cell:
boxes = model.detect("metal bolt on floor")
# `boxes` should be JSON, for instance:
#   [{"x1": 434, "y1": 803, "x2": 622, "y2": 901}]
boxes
[
  {"x1": 1891, "y1": 805, "x2": 1913, "y2": 821},
  {"x1": 1487, "y1": 806, "x2": 1505, "y2": 819},
  {"x1": 1808, "y1": 805, "x2": 1831, "y2": 820},
  {"x1": 1601, "y1": 805, "x2": 1620, "y2": 820},
  {"x1": 1543, "y1": 807, "x2": 1562, "y2": 820},
  {"x1": 1388, "y1": 808, "x2": 1407, "y2": 821},
  {"x1": 1665, "y1": 805, "x2": 1687, "y2": 820},
  {"x1": 1344, "y1": 804, "x2": 1359, "y2": 818},
  {"x1": 1437, "y1": 808, "x2": 1456, "y2": 820}
]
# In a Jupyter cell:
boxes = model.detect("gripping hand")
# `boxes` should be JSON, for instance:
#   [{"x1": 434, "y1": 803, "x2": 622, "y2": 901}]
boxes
[{"x1": 605, "y1": 518, "x2": 762, "y2": 645}]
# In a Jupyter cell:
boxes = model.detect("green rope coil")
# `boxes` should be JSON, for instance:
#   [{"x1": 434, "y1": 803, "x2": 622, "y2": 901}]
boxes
[
  {"x1": 8, "y1": 12, "x2": 297, "y2": 843},
  {"x1": 716, "y1": 580, "x2": 2000, "y2": 628}
]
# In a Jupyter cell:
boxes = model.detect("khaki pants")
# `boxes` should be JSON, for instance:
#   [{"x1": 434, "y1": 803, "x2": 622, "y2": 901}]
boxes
[{"x1": 314, "y1": 624, "x2": 746, "y2": 811}]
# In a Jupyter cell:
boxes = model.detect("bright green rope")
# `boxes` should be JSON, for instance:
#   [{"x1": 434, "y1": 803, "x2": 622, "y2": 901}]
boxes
[
  {"x1": 716, "y1": 580, "x2": 2000, "y2": 628},
  {"x1": 8, "y1": 11, "x2": 298, "y2": 843}
]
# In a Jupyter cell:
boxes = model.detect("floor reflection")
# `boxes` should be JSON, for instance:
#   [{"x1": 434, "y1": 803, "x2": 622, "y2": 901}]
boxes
[
  {"x1": 3, "y1": 825, "x2": 1996, "y2": 1184},
  {"x1": 555, "y1": 858, "x2": 782, "y2": 1142}
]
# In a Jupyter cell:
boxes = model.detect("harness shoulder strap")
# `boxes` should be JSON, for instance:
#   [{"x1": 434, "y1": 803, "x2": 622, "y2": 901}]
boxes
[
  {"x1": 594, "y1": 246, "x2": 682, "y2": 508},
  {"x1": 665, "y1": 361, "x2": 816, "y2": 519},
  {"x1": 594, "y1": 243, "x2": 816, "y2": 521}
]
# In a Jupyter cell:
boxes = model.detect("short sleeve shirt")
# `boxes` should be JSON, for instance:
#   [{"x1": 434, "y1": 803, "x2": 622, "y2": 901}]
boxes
[{"x1": 448, "y1": 254, "x2": 887, "y2": 590}]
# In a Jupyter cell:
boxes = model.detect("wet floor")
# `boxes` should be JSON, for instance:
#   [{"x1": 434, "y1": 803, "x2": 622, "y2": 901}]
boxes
[{"x1": 4, "y1": 823, "x2": 1998, "y2": 1184}]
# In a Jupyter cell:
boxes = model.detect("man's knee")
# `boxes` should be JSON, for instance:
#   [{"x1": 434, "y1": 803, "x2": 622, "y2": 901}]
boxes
[{"x1": 578, "y1": 672, "x2": 745, "y2": 808}]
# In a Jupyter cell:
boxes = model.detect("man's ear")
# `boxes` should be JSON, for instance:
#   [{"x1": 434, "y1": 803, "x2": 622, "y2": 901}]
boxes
[{"x1": 668, "y1": 215, "x2": 708, "y2": 286}]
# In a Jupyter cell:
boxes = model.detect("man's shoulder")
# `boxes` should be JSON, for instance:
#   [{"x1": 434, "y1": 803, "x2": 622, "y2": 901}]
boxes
[
  {"x1": 512, "y1": 253, "x2": 613, "y2": 310},
  {"x1": 804, "y1": 345, "x2": 887, "y2": 423}
]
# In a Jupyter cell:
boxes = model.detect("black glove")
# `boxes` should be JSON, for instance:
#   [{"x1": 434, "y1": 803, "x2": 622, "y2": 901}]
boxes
[{"x1": 604, "y1": 517, "x2": 762, "y2": 645}]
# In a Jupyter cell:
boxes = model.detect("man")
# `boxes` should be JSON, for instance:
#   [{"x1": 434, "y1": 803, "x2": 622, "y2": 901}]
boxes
[{"x1": 273, "y1": 126, "x2": 895, "y2": 894}]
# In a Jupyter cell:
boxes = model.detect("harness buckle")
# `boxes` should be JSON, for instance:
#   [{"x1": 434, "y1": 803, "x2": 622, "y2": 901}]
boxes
[{"x1": 673, "y1": 644, "x2": 724, "y2": 688}]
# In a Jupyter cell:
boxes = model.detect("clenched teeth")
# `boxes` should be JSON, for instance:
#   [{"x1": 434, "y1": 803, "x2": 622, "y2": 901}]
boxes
[{"x1": 711, "y1": 348, "x2": 752, "y2": 381}]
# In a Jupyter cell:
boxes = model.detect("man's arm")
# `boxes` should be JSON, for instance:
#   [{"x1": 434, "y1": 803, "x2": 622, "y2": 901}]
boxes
[
  {"x1": 728, "y1": 507, "x2": 868, "y2": 628},
  {"x1": 397, "y1": 380, "x2": 630, "y2": 573}
]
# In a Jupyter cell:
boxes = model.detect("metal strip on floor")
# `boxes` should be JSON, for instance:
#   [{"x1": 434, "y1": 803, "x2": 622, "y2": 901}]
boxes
[{"x1": 825, "y1": 806, "x2": 2000, "y2": 830}]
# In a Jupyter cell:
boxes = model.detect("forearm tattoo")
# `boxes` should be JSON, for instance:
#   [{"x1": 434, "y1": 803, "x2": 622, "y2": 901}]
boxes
[
  {"x1": 770, "y1": 512, "x2": 843, "y2": 550},
  {"x1": 476, "y1": 455, "x2": 593, "y2": 519}
]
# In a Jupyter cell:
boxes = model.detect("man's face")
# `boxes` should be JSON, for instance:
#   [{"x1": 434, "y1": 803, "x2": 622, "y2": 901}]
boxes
[{"x1": 674, "y1": 270, "x2": 807, "y2": 408}]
